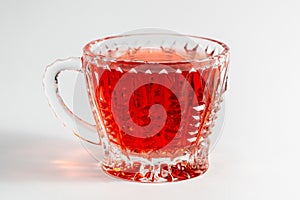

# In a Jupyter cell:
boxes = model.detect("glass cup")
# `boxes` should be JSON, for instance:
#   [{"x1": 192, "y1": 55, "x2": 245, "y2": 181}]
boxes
[{"x1": 43, "y1": 32, "x2": 230, "y2": 183}]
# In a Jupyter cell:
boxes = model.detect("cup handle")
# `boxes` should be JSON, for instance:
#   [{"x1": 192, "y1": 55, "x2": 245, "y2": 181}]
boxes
[{"x1": 43, "y1": 57, "x2": 100, "y2": 145}]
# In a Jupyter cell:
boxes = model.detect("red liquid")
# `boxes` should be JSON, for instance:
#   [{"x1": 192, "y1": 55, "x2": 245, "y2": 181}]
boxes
[{"x1": 87, "y1": 49, "x2": 220, "y2": 155}]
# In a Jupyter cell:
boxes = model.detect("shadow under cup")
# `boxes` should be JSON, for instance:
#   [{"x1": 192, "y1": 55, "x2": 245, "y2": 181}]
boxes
[
  {"x1": 82, "y1": 34, "x2": 229, "y2": 182},
  {"x1": 44, "y1": 33, "x2": 230, "y2": 183}
]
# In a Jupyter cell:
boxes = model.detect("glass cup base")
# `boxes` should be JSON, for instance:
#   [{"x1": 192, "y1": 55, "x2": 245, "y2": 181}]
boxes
[{"x1": 101, "y1": 139, "x2": 209, "y2": 183}]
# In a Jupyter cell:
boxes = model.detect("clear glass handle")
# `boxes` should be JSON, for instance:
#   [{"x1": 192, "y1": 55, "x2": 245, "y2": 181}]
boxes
[{"x1": 43, "y1": 57, "x2": 99, "y2": 145}]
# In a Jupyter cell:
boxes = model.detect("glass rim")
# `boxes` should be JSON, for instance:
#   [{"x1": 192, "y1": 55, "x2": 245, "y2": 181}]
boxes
[{"x1": 83, "y1": 33, "x2": 230, "y2": 64}]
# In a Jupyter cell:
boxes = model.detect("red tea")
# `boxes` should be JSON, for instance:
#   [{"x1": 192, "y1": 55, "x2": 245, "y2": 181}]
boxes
[{"x1": 88, "y1": 49, "x2": 220, "y2": 155}]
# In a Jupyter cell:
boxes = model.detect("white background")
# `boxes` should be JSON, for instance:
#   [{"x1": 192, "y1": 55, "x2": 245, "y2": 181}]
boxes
[{"x1": 0, "y1": 0, "x2": 299, "y2": 199}]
